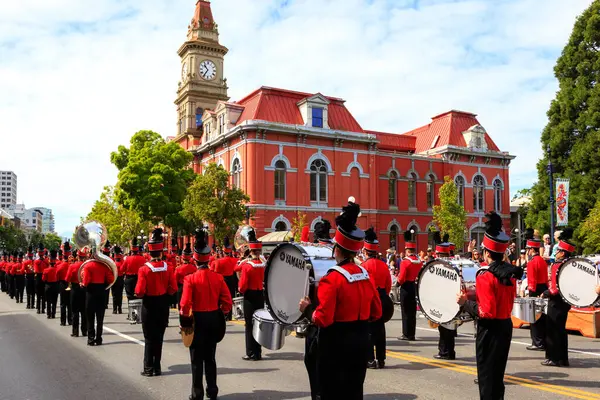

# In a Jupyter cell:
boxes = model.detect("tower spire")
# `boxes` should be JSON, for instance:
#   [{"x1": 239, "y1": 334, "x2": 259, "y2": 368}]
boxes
[{"x1": 187, "y1": 0, "x2": 219, "y2": 42}]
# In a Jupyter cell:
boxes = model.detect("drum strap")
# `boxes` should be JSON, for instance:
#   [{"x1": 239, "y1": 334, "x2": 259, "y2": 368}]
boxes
[
  {"x1": 145, "y1": 262, "x2": 167, "y2": 273},
  {"x1": 328, "y1": 266, "x2": 370, "y2": 283}
]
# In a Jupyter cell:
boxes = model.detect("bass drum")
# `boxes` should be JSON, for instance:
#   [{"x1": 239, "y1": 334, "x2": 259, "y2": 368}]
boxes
[
  {"x1": 557, "y1": 257, "x2": 600, "y2": 308},
  {"x1": 264, "y1": 243, "x2": 336, "y2": 325},
  {"x1": 416, "y1": 258, "x2": 480, "y2": 325}
]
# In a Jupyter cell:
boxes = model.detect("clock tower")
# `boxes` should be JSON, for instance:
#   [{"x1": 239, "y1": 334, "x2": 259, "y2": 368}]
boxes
[{"x1": 174, "y1": 0, "x2": 229, "y2": 143}]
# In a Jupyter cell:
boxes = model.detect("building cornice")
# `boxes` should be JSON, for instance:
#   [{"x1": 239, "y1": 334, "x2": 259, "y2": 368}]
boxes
[{"x1": 418, "y1": 145, "x2": 515, "y2": 160}]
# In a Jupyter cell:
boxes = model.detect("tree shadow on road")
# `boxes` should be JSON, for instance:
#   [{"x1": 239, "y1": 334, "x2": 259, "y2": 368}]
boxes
[
  {"x1": 511, "y1": 369, "x2": 600, "y2": 388},
  {"x1": 364, "y1": 394, "x2": 418, "y2": 399},
  {"x1": 263, "y1": 352, "x2": 304, "y2": 361},
  {"x1": 216, "y1": 390, "x2": 309, "y2": 399},
  {"x1": 161, "y1": 364, "x2": 279, "y2": 376}
]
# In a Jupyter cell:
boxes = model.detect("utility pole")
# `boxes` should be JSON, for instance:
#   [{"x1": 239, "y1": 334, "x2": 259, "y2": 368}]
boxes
[{"x1": 547, "y1": 145, "x2": 555, "y2": 247}]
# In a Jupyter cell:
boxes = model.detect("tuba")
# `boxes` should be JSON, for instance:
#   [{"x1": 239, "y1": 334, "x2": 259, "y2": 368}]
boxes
[
  {"x1": 74, "y1": 221, "x2": 118, "y2": 290},
  {"x1": 234, "y1": 225, "x2": 254, "y2": 256}
]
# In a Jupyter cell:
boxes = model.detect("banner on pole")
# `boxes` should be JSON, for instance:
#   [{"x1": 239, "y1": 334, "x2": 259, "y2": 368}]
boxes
[{"x1": 556, "y1": 179, "x2": 570, "y2": 226}]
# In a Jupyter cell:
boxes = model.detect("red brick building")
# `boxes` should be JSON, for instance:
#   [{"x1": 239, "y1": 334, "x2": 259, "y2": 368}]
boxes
[{"x1": 172, "y1": 1, "x2": 514, "y2": 251}]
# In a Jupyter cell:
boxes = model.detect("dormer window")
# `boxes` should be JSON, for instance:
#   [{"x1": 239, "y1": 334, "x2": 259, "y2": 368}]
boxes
[
  {"x1": 312, "y1": 108, "x2": 323, "y2": 128},
  {"x1": 462, "y1": 124, "x2": 488, "y2": 151},
  {"x1": 297, "y1": 93, "x2": 330, "y2": 129}
]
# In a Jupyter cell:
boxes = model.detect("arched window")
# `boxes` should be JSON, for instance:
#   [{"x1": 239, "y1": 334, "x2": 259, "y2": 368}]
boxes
[
  {"x1": 473, "y1": 175, "x2": 485, "y2": 212},
  {"x1": 388, "y1": 171, "x2": 398, "y2": 206},
  {"x1": 275, "y1": 221, "x2": 288, "y2": 232},
  {"x1": 408, "y1": 172, "x2": 417, "y2": 208},
  {"x1": 231, "y1": 158, "x2": 241, "y2": 189},
  {"x1": 428, "y1": 227, "x2": 439, "y2": 249},
  {"x1": 493, "y1": 179, "x2": 503, "y2": 213},
  {"x1": 471, "y1": 226, "x2": 486, "y2": 247},
  {"x1": 274, "y1": 160, "x2": 286, "y2": 200},
  {"x1": 195, "y1": 107, "x2": 203, "y2": 129},
  {"x1": 426, "y1": 175, "x2": 435, "y2": 208},
  {"x1": 455, "y1": 176, "x2": 465, "y2": 207},
  {"x1": 310, "y1": 159, "x2": 328, "y2": 203},
  {"x1": 390, "y1": 225, "x2": 398, "y2": 249}
]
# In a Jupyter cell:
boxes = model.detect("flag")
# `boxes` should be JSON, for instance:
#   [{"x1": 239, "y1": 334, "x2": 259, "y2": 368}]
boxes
[{"x1": 556, "y1": 179, "x2": 569, "y2": 226}]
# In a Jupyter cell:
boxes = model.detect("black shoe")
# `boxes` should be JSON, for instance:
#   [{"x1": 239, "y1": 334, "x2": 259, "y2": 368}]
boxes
[
  {"x1": 541, "y1": 359, "x2": 560, "y2": 367},
  {"x1": 112, "y1": 310, "x2": 117, "y2": 314},
  {"x1": 36, "y1": 310, "x2": 41, "y2": 314},
  {"x1": 434, "y1": 354, "x2": 455, "y2": 360},
  {"x1": 242, "y1": 355, "x2": 260, "y2": 361},
  {"x1": 46, "y1": 315, "x2": 51, "y2": 319},
  {"x1": 153, "y1": 370, "x2": 161, "y2": 376},
  {"x1": 206, "y1": 390, "x2": 218, "y2": 400},
  {"x1": 82, "y1": 331, "x2": 88, "y2": 337},
  {"x1": 95, "y1": 340, "x2": 103, "y2": 346},
  {"x1": 367, "y1": 360, "x2": 378, "y2": 369},
  {"x1": 60, "y1": 323, "x2": 66, "y2": 326},
  {"x1": 71, "y1": 333, "x2": 79, "y2": 337},
  {"x1": 378, "y1": 360, "x2": 385, "y2": 369},
  {"x1": 559, "y1": 360, "x2": 570, "y2": 367},
  {"x1": 140, "y1": 370, "x2": 154, "y2": 377},
  {"x1": 474, "y1": 378, "x2": 479, "y2": 384},
  {"x1": 117, "y1": 309, "x2": 122, "y2": 314},
  {"x1": 398, "y1": 335, "x2": 411, "y2": 341},
  {"x1": 87, "y1": 341, "x2": 96, "y2": 346},
  {"x1": 526, "y1": 345, "x2": 545, "y2": 351}
]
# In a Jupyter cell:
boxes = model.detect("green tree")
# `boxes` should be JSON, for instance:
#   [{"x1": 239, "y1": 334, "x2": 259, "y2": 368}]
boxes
[
  {"x1": 0, "y1": 223, "x2": 27, "y2": 252},
  {"x1": 28, "y1": 230, "x2": 44, "y2": 249},
  {"x1": 85, "y1": 186, "x2": 154, "y2": 246},
  {"x1": 526, "y1": 1, "x2": 600, "y2": 237},
  {"x1": 291, "y1": 211, "x2": 307, "y2": 243},
  {"x1": 111, "y1": 130, "x2": 195, "y2": 227},
  {"x1": 181, "y1": 163, "x2": 250, "y2": 243},
  {"x1": 579, "y1": 200, "x2": 600, "y2": 254},
  {"x1": 43, "y1": 233, "x2": 62, "y2": 251},
  {"x1": 433, "y1": 176, "x2": 467, "y2": 249}
]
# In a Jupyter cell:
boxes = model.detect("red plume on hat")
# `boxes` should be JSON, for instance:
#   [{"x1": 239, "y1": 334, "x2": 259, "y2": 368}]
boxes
[{"x1": 301, "y1": 226, "x2": 310, "y2": 243}]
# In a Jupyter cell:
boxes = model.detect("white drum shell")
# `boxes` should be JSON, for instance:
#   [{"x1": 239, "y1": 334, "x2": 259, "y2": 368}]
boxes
[
  {"x1": 557, "y1": 258, "x2": 600, "y2": 308},
  {"x1": 512, "y1": 298, "x2": 542, "y2": 323},
  {"x1": 252, "y1": 309, "x2": 287, "y2": 350}
]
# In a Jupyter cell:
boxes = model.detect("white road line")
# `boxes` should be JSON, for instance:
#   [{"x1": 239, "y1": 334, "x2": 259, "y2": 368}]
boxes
[{"x1": 103, "y1": 326, "x2": 144, "y2": 346}]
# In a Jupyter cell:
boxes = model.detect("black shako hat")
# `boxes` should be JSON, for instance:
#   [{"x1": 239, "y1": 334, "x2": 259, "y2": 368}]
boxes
[
  {"x1": 557, "y1": 228, "x2": 576, "y2": 253},
  {"x1": 223, "y1": 236, "x2": 233, "y2": 253},
  {"x1": 147, "y1": 228, "x2": 164, "y2": 252},
  {"x1": 364, "y1": 227, "x2": 379, "y2": 252},
  {"x1": 171, "y1": 235, "x2": 178, "y2": 251},
  {"x1": 314, "y1": 219, "x2": 332, "y2": 244},
  {"x1": 102, "y1": 240, "x2": 111, "y2": 255},
  {"x1": 182, "y1": 242, "x2": 193, "y2": 257},
  {"x1": 37, "y1": 242, "x2": 45, "y2": 256},
  {"x1": 193, "y1": 228, "x2": 211, "y2": 263},
  {"x1": 131, "y1": 236, "x2": 140, "y2": 252},
  {"x1": 404, "y1": 230, "x2": 416, "y2": 251},
  {"x1": 247, "y1": 228, "x2": 262, "y2": 251},
  {"x1": 524, "y1": 228, "x2": 541, "y2": 249},
  {"x1": 333, "y1": 197, "x2": 364, "y2": 253},
  {"x1": 482, "y1": 211, "x2": 510, "y2": 254},
  {"x1": 113, "y1": 245, "x2": 123, "y2": 257},
  {"x1": 49, "y1": 249, "x2": 58, "y2": 261}
]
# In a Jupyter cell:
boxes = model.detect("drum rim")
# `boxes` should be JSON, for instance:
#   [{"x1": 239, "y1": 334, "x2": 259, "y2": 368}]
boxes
[
  {"x1": 416, "y1": 258, "x2": 462, "y2": 325},
  {"x1": 556, "y1": 257, "x2": 600, "y2": 308},
  {"x1": 263, "y1": 242, "x2": 311, "y2": 325}
]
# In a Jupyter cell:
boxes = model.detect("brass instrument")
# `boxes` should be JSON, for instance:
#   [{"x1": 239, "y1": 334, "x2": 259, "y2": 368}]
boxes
[
  {"x1": 73, "y1": 221, "x2": 118, "y2": 290},
  {"x1": 234, "y1": 225, "x2": 254, "y2": 256}
]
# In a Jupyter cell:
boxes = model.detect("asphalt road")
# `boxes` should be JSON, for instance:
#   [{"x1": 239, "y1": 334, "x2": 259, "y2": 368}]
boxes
[{"x1": 0, "y1": 293, "x2": 599, "y2": 400}]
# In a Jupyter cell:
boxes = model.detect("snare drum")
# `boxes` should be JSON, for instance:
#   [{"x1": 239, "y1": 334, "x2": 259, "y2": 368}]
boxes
[
  {"x1": 128, "y1": 299, "x2": 143, "y2": 324},
  {"x1": 512, "y1": 298, "x2": 542, "y2": 323},
  {"x1": 252, "y1": 309, "x2": 288, "y2": 350},
  {"x1": 416, "y1": 258, "x2": 481, "y2": 325},
  {"x1": 557, "y1": 258, "x2": 600, "y2": 308}
]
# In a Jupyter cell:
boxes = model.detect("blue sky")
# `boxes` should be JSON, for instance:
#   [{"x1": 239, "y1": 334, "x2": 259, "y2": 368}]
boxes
[{"x1": 0, "y1": 0, "x2": 592, "y2": 236}]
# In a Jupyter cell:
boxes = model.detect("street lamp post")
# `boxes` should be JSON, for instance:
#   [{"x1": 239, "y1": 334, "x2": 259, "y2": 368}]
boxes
[
  {"x1": 547, "y1": 145, "x2": 556, "y2": 247},
  {"x1": 514, "y1": 228, "x2": 521, "y2": 255}
]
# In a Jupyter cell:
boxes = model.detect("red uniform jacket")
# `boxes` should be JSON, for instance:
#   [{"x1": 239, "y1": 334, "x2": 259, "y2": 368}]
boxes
[
  {"x1": 312, "y1": 262, "x2": 382, "y2": 328},
  {"x1": 362, "y1": 257, "x2": 392, "y2": 293},
  {"x1": 122, "y1": 254, "x2": 146, "y2": 275},
  {"x1": 213, "y1": 256, "x2": 237, "y2": 277},
  {"x1": 56, "y1": 261, "x2": 70, "y2": 282},
  {"x1": 23, "y1": 259, "x2": 34, "y2": 274},
  {"x1": 115, "y1": 259, "x2": 125, "y2": 276},
  {"x1": 135, "y1": 261, "x2": 177, "y2": 297},
  {"x1": 472, "y1": 269, "x2": 516, "y2": 319},
  {"x1": 397, "y1": 255, "x2": 422, "y2": 285},
  {"x1": 179, "y1": 269, "x2": 232, "y2": 316},
  {"x1": 67, "y1": 261, "x2": 83, "y2": 284},
  {"x1": 548, "y1": 262, "x2": 562, "y2": 296},
  {"x1": 34, "y1": 259, "x2": 49, "y2": 274},
  {"x1": 81, "y1": 261, "x2": 113, "y2": 286},
  {"x1": 175, "y1": 263, "x2": 197, "y2": 285},
  {"x1": 238, "y1": 259, "x2": 265, "y2": 294},
  {"x1": 42, "y1": 266, "x2": 58, "y2": 283},
  {"x1": 10, "y1": 262, "x2": 18, "y2": 275},
  {"x1": 526, "y1": 255, "x2": 548, "y2": 292},
  {"x1": 14, "y1": 262, "x2": 25, "y2": 275}
]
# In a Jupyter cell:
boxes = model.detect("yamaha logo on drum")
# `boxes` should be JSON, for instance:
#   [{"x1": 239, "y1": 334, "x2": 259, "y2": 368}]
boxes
[
  {"x1": 280, "y1": 251, "x2": 307, "y2": 271},
  {"x1": 428, "y1": 265, "x2": 435, "y2": 273},
  {"x1": 430, "y1": 309, "x2": 442, "y2": 319},
  {"x1": 433, "y1": 266, "x2": 458, "y2": 281},
  {"x1": 572, "y1": 261, "x2": 596, "y2": 277}
]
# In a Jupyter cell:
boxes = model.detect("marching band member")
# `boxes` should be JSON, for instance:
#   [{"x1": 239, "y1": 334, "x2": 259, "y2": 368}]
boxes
[
  {"x1": 458, "y1": 211, "x2": 523, "y2": 399},
  {"x1": 397, "y1": 230, "x2": 421, "y2": 342},
  {"x1": 135, "y1": 227, "x2": 177, "y2": 377},
  {"x1": 57, "y1": 241, "x2": 73, "y2": 326},
  {"x1": 541, "y1": 228, "x2": 575, "y2": 367},
  {"x1": 212, "y1": 236, "x2": 238, "y2": 320},
  {"x1": 180, "y1": 228, "x2": 232, "y2": 400},
  {"x1": 176, "y1": 242, "x2": 197, "y2": 310},
  {"x1": 123, "y1": 237, "x2": 146, "y2": 317},
  {"x1": 81, "y1": 248, "x2": 113, "y2": 346},
  {"x1": 7, "y1": 252, "x2": 15, "y2": 299},
  {"x1": 111, "y1": 246, "x2": 125, "y2": 314},
  {"x1": 434, "y1": 240, "x2": 457, "y2": 360},
  {"x1": 42, "y1": 250, "x2": 60, "y2": 319},
  {"x1": 167, "y1": 236, "x2": 179, "y2": 309},
  {"x1": 0, "y1": 253, "x2": 7, "y2": 293},
  {"x1": 102, "y1": 241, "x2": 112, "y2": 310},
  {"x1": 238, "y1": 228, "x2": 265, "y2": 361},
  {"x1": 299, "y1": 199, "x2": 382, "y2": 400},
  {"x1": 14, "y1": 252, "x2": 25, "y2": 304},
  {"x1": 67, "y1": 249, "x2": 87, "y2": 337},
  {"x1": 33, "y1": 243, "x2": 48, "y2": 314},
  {"x1": 524, "y1": 230, "x2": 547, "y2": 351},
  {"x1": 363, "y1": 227, "x2": 392, "y2": 369},
  {"x1": 24, "y1": 247, "x2": 35, "y2": 308}
]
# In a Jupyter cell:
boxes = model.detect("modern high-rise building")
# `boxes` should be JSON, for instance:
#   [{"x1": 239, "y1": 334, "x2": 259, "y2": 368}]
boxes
[
  {"x1": 32, "y1": 207, "x2": 55, "y2": 233},
  {"x1": 7, "y1": 204, "x2": 43, "y2": 232},
  {"x1": 0, "y1": 171, "x2": 17, "y2": 210}
]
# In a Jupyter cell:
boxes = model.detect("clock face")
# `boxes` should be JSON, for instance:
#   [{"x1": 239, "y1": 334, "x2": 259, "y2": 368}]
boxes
[
  {"x1": 199, "y1": 60, "x2": 217, "y2": 80},
  {"x1": 182, "y1": 62, "x2": 188, "y2": 79}
]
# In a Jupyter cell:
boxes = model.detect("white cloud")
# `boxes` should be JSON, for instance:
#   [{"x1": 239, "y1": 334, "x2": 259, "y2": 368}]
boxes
[{"x1": 0, "y1": 0, "x2": 591, "y2": 235}]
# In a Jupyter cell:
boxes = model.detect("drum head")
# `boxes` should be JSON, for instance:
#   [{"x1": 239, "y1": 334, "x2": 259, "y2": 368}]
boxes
[
  {"x1": 264, "y1": 243, "x2": 311, "y2": 325},
  {"x1": 417, "y1": 260, "x2": 461, "y2": 324},
  {"x1": 557, "y1": 258, "x2": 600, "y2": 308}
]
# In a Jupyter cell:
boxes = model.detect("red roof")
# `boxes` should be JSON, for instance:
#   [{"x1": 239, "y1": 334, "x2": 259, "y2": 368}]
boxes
[
  {"x1": 234, "y1": 87, "x2": 364, "y2": 133},
  {"x1": 191, "y1": 1, "x2": 215, "y2": 31},
  {"x1": 366, "y1": 130, "x2": 416, "y2": 152},
  {"x1": 405, "y1": 110, "x2": 500, "y2": 153}
]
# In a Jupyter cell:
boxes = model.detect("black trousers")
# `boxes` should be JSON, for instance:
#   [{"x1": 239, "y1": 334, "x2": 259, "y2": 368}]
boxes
[
  {"x1": 243, "y1": 290, "x2": 264, "y2": 357},
  {"x1": 111, "y1": 276, "x2": 124, "y2": 312},
  {"x1": 304, "y1": 325, "x2": 320, "y2": 400},
  {"x1": 59, "y1": 281, "x2": 72, "y2": 325},
  {"x1": 318, "y1": 321, "x2": 369, "y2": 400},
  {"x1": 177, "y1": 283, "x2": 184, "y2": 311},
  {"x1": 529, "y1": 284, "x2": 548, "y2": 348},
  {"x1": 70, "y1": 284, "x2": 87, "y2": 336},
  {"x1": 8, "y1": 274, "x2": 14, "y2": 298},
  {"x1": 86, "y1": 285, "x2": 107, "y2": 343},
  {"x1": 223, "y1": 275, "x2": 238, "y2": 320},
  {"x1": 545, "y1": 295, "x2": 571, "y2": 364},
  {"x1": 124, "y1": 275, "x2": 138, "y2": 301},
  {"x1": 368, "y1": 318, "x2": 386, "y2": 362},
  {"x1": 35, "y1": 274, "x2": 46, "y2": 312},
  {"x1": 400, "y1": 282, "x2": 417, "y2": 338},
  {"x1": 141, "y1": 295, "x2": 170, "y2": 372},
  {"x1": 476, "y1": 318, "x2": 512, "y2": 400},
  {"x1": 45, "y1": 282, "x2": 59, "y2": 318},
  {"x1": 438, "y1": 325, "x2": 457, "y2": 358},
  {"x1": 15, "y1": 275, "x2": 25, "y2": 302},
  {"x1": 189, "y1": 311, "x2": 221, "y2": 400},
  {"x1": 26, "y1": 274, "x2": 35, "y2": 307},
  {"x1": 0, "y1": 270, "x2": 5, "y2": 292}
]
